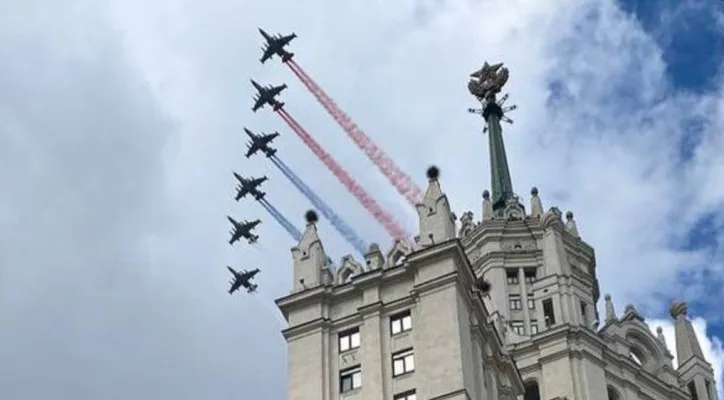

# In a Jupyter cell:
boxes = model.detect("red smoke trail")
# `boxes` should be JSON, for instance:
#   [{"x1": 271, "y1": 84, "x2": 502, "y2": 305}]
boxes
[
  {"x1": 276, "y1": 108, "x2": 408, "y2": 240},
  {"x1": 286, "y1": 60, "x2": 423, "y2": 207}
]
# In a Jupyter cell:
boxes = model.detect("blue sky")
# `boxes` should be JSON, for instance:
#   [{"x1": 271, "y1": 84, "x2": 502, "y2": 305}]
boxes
[
  {"x1": 620, "y1": 0, "x2": 724, "y2": 340},
  {"x1": 1, "y1": 0, "x2": 723, "y2": 398}
]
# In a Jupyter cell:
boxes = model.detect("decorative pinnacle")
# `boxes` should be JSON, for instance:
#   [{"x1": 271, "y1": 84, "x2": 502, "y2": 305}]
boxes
[
  {"x1": 468, "y1": 93, "x2": 518, "y2": 133},
  {"x1": 426, "y1": 165, "x2": 440, "y2": 180},
  {"x1": 305, "y1": 210, "x2": 319, "y2": 224}
]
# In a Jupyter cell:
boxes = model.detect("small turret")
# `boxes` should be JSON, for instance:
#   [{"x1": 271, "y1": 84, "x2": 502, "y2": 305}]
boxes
[
  {"x1": 291, "y1": 210, "x2": 331, "y2": 292},
  {"x1": 482, "y1": 190, "x2": 493, "y2": 221},
  {"x1": 530, "y1": 187, "x2": 543, "y2": 218},
  {"x1": 670, "y1": 300, "x2": 718, "y2": 400},
  {"x1": 364, "y1": 243, "x2": 385, "y2": 270},
  {"x1": 604, "y1": 294, "x2": 618, "y2": 324},
  {"x1": 415, "y1": 166, "x2": 455, "y2": 248},
  {"x1": 565, "y1": 211, "x2": 580, "y2": 238}
]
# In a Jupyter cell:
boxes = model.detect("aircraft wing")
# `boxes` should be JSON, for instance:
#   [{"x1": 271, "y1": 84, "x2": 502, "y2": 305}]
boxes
[
  {"x1": 251, "y1": 177, "x2": 266, "y2": 186},
  {"x1": 246, "y1": 269, "x2": 260, "y2": 279},
  {"x1": 227, "y1": 266, "x2": 237, "y2": 275},
  {"x1": 228, "y1": 278, "x2": 243, "y2": 294},
  {"x1": 251, "y1": 97, "x2": 264, "y2": 112},
  {"x1": 260, "y1": 48, "x2": 274, "y2": 63},
  {"x1": 269, "y1": 85, "x2": 284, "y2": 96},
  {"x1": 247, "y1": 220, "x2": 261, "y2": 229},
  {"x1": 260, "y1": 132, "x2": 278, "y2": 145},
  {"x1": 245, "y1": 144, "x2": 256, "y2": 158},
  {"x1": 235, "y1": 186, "x2": 248, "y2": 200},
  {"x1": 229, "y1": 228, "x2": 242, "y2": 245},
  {"x1": 278, "y1": 34, "x2": 295, "y2": 46}
]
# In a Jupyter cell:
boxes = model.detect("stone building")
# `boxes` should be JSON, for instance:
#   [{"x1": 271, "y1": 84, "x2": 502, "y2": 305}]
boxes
[{"x1": 274, "y1": 65, "x2": 719, "y2": 400}]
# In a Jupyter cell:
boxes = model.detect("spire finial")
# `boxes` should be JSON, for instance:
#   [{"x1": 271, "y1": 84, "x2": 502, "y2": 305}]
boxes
[
  {"x1": 604, "y1": 294, "x2": 617, "y2": 323},
  {"x1": 305, "y1": 210, "x2": 319, "y2": 226},
  {"x1": 467, "y1": 61, "x2": 516, "y2": 213}
]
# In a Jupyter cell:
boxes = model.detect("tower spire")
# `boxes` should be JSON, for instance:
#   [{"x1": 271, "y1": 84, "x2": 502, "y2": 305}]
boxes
[{"x1": 468, "y1": 62, "x2": 517, "y2": 211}]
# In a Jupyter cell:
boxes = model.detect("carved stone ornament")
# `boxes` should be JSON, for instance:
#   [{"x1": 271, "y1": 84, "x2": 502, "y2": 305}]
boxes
[
  {"x1": 467, "y1": 247, "x2": 482, "y2": 265},
  {"x1": 504, "y1": 197, "x2": 525, "y2": 220},
  {"x1": 497, "y1": 385, "x2": 517, "y2": 400},
  {"x1": 468, "y1": 62, "x2": 510, "y2": 101},
  {"x1": 459, "y1": 211, "x2": 475, "y2": 238},
  {"x1": 340, "y1": 351, "x2": 358, "y2": 368},
  {"x1": 501, "y1": 240, "x2": 536, "y2": 252}
]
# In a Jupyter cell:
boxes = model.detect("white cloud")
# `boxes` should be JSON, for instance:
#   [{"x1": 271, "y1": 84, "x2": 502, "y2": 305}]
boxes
[
  {"x1": 649, "y1": 317, "x2": 724, "y2": 399},
  {"x1": 2, "y1": 0, "x2": 724, "y2": 397}
]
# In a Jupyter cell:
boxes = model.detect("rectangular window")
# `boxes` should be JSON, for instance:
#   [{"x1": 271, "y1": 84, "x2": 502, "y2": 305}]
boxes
[
  {"x1": 511, "y1": 321, "x2": 525, "y2": 335},
  {"x1": 339, "y1": 328, "x2": 361, "y2": 352},
  {"x1": 509, "y1": 294, "x2": 522, "y2": 310},
  {"x1": 688, "y1": 381, "x2": 699, "y2": 400},
  {"x1": 527, "y1": 294, "x2": 535, "y2": 309},
  {"x1": 394, "y1": 390, "x2": 417, "y2": 400},
  {"x1": 391, "y1": 311, "x2": 412, "y2": 335},
  {"x1": 506, "y1": 269, "x2": 519, "y2": 284},
  {"x1": 524, "y1": 268, "x2": 537, "y2": 283},
  {"x1": 392, "y1": 348, "x2": 415, "y2": 376},
  {"x1": 530, "y1": 320, "x2": 539, "y2": 335},
  {"x1": 543, "y1": 299, "x2": 556, "y2": 327},
  {"x1": 340, "y1": 366, "x2": 362, "y2": 393},
  {"x1": 580, "y1": 301, "x2": 587, "y2": 324}
]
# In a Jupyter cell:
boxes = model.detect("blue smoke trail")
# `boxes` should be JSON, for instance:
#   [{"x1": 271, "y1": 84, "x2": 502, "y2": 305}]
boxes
[
  {"x1": 258, "y1": 197, "x2": 303, "y2": 242},
  {"x1": 269, "y1": 155, "x2": 368, "y2": 257}
]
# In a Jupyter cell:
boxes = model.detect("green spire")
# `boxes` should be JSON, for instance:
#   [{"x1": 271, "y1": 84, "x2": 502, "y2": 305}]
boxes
[
  {"x1": 467, "y1": 61, "x2": 516, "y2": 211},
  {"x1": 483, "y1": 103, "x2": 514, "y2": 210}
]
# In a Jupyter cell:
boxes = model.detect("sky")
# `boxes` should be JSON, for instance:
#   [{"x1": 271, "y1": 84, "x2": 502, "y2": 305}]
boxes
[{"x1": 0, "y1": 0, "x2": 723, "y2": 398}]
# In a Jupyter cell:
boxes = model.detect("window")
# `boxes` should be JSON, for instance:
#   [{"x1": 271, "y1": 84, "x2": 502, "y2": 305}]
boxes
[
  {"x1": 511, "y1": 320, "x2": 525, "y2": 335},
  {"x1": 509, "y1": 294, "x2": 522, "y2": 310},
  {"x1": 542, "y1": 299, "x2": 555, "y2": 326},
  {"x1": 524, "y1": 381, "x2": 541, "y2": 400},
  {"x1": 391, "y1": 311, "x2": 412, "y2": 335},
  {"x1": 339, "y1": 328, "x2": 361, "y2": 352},
  {"x1": 506, "y1": 269, "x2": 519, "y2": 284},
  {"x1": 527, "y1": 294, "x2": 535, "y2": 309},
  {"x1": 394, "y1": 390, "x2": 417, "y2": 400},
  {"x1": 580, "y1": 301, "x2": 588, "y2": 324},
  {"x1": 340, "y1": 366, "x2": 362, "y2": 393},
  {"x1": 530, "y1": 320, "x2": 539, "y2": 335},
  {"x1": 524, "y1": 268, "x2": 537, "y2": 283},
  {"x1": 688, "y1": 381, "x2": 699, "y2": 400},
  {"x1": 392, "y1": 348, "x2": 415, "y2": 376}
]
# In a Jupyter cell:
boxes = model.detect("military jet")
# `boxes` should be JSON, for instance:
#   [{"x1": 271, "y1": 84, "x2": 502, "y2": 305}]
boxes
[
  {"x1": 227, "y1": 266, "x2": 260, "y2": 294},
  {"x1": 233, "y1": 172, "x2": 268, "y2": 201},
  {"x1": 259, "y1": 28, "x2": 296, "y2": 64},
  {"x1": 227, "y1": 216, "x2": 261, "y2": 245},
  {"x1": 251, "y1": 79, "x2": 287, "y2": 112},
  {"x1": 244, "y1": 127, "x2": 279, "y2": 158}
]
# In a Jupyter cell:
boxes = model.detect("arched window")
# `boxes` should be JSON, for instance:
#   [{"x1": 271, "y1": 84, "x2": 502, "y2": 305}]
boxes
[
  {"x1": 607, "y1": 386, "x2": 620, "y2": 400},
  {"x1": 524, "y1": 381, "x2": 541, "y2": 400},
  {"x1": 629, "y1": 346, "x2": 646, "y2": 366}
]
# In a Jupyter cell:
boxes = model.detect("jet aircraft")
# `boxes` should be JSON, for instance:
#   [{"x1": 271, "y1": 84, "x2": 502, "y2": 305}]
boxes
[
  {"x1": 251, "y1": 79, "x2": 287, "y2": 112},
  {"x1": 244, "y1": 127, "x2": 279, "y2": 158},
  {"x1": 227, "y1": 216, "x2": 261, "y2": 245},
  {"x1": 233, "y1": 172, "x2": 268, "y2": 201},
  {"x1": 227, "y1": 266, "x2": 260, "y2": 294},
  {"x1": 259, "y1": 28, "x2": 296, "y2": 64}
]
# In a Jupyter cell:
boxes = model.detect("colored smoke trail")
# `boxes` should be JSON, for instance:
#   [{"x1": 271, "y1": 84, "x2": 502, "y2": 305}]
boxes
[
  {"x1": 269, "y1": 155, "x2": 368, "y2": 257},
  {"x1": 275, "y1": 108, "x2": 408, "y2": 240},
  {"x1": 287, "y1": 60, "x2": 423, "y2": 207},
  {"x1": 258, "y1": 197, "x2": 303, "y2": 242}
]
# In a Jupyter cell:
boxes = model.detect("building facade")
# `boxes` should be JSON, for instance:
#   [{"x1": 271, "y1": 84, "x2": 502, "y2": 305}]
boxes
[{"x1": 274, "y1": 65, "x2": 719, "y2": 400}]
